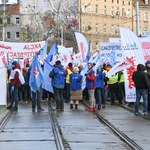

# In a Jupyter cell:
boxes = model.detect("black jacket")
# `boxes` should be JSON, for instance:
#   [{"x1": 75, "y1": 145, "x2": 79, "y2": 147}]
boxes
[{"x1": 132, "y1": 64, "x2": 150, "y2": 90}]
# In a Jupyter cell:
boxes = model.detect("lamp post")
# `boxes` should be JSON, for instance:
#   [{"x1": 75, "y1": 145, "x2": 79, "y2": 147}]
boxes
[
  {"x1": 2, "y1": 0, "x2": 6, "y2": 41},
  {"x1": 135, "y1": 0, "x2": 139, "y2": 36}
]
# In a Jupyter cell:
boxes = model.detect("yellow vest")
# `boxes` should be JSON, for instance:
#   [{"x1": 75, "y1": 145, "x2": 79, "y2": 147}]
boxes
[
  {"x1": 108, "y1": 74, "x2": 118, "y2": 84},
  {"x1": 66, "y1": 69, "x2": 73, "y2": 84}
]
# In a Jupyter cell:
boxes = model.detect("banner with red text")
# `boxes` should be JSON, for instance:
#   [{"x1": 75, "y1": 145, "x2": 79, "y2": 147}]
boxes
[
  {"x1": 120, "y1": 28, "x2": 145, "y2": 102},
  {"x1": 0, "y1": 41, "x2": 46, "y2": 65},
  {"x1": 74, "y1": 32, "x2": 88, "y2": 61}
]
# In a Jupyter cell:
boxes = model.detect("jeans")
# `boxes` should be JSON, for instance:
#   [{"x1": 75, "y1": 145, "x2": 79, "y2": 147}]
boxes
[
  {"x1": 10, "y1": 86, "x2": 19, "y2": 107},
  {"x1": 135, "y1": 89, "x2": 148, "y2": 113},
  {"x1": 54, "y1": 87, "x2": 64, "y2": 110},
  {"x1": 32, "y1": 88, "x2": 42, "y2": 110},
  {"x1": 65, "y1": 83, "x2": 70, "y2": 102},
  {"x1": 95, "y1": 88, "x2": 105, "y2": 107}
]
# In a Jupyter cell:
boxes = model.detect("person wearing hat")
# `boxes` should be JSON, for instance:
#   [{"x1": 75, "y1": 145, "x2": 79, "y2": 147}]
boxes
[
  {"x1": 69, "y1": 67, "x2": 83, "y2": 109},
  {"x1": 7, "y1": 61, "x2": 25, "y2": 111},
  {"x1": 132, "y1": 64, "x2": 150, "y2": 115}
]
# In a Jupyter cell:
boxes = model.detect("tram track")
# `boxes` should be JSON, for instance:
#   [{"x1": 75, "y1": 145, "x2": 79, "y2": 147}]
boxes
[
  {"x1": 83, "y1": 102, "x2": 144, "y2": 150},
  {"x1": 48, "y1": 100, "x2": 71, "y2": 150},
  {"x1": 0, "y1": 110, "x2": 12, "y2": 133}
]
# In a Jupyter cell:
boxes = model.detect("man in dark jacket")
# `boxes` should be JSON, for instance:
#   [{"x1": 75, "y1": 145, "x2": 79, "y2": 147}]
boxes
[
  {"x1": 132, "y1": 64, "x2": 150, "y2": 115},
  {"x1": 145, "y1": 60, "x2": 150, "y2": 111}
]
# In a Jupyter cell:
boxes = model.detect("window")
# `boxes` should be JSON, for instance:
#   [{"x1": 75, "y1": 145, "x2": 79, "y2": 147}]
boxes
[
  {"x1": 117, "y1": 0, "x2": 119, "y2": 4},
  {"x1": 112, "y1": 0, "x2": 114, "y2": 3},
  {"x1": 82, "y1": 4, "x2": 85, "y2": 12},
  {"x1": 7, "y1": 32, "x2": 11, "y2": 39},
  {"x1": 144, "y1": 12, "x2": 148, "y2": 21},
  {"x1": 95, "y1": 23, "x2": 98, "y2": 33},
  {"x1": 95, "y1": 4, "x2": 98, "y2": 14},
  {"x1": 15, "y1": 32, "x2": 19, "y2": 39},
  {"x1": 122, "y1": 1, "x2": 124, "y2": 5},
  {"x1": 82, "y1": 23, "x2": 85, "y2": 32},
  {"x1": 127, "y1": 9, "x2": 130, "y2": 17},
  {"x1": 111, "y1": 24, "x2": 115, "y2": 34},
  {"x1": 111, "y1": 7, "x2": 114, "y2": 16},
  {"x1": 87, "y1": 4, "x2": 91, "y2": 13},
  {"x1": 116, "y1": 7, "x2": 120, "y2": 16},
  {"x1": 104, "y1": 5, "x2": 107, "y2": 15},
  {"x1": 7, "y1": 18, "x2": 11, "y2": 24},
  {"x1": 16, "y1": 17, "x2": 19, "y2": 25},
  {"x1": 103, "y1": 24, "x2": 107, "y2": 32},
  {"x1": 87, "y1": 22, "x2": 92, "y2": 32},
  {"x1": 122, "y1": 8, "x2": 125, "y2": 16}
]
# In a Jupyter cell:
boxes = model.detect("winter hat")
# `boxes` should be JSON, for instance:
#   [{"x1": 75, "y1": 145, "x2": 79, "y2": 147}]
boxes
[
  {"x1": 73, "y1": 67, "x2": 79, "y2": 73},
  {"x1": 12, "y1": 61, "x2": 17, "y2": 66}
]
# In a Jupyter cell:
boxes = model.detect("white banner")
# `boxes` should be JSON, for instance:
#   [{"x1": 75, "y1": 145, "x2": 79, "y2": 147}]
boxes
[
  {"x1": 106, "y1": 59, "x2": 131, "y2": 77},
  {"x1": 0, "y1": 68, "x2": 7, "y2": 105},
  {"x1": 120, "y1": 27, "x2": 145, "y2": 102},
  {"x1": 100, "y1": 42, "x2": 123, "y2": 62},
  {"x1": 74, "y1": 32, "x2": 88, "y2": 61}
]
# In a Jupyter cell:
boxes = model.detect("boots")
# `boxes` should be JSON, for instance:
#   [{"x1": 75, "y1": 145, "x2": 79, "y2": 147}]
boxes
[
  {"x1": 75, "y1": 104, "x2": 78, "y2": 109},
  {"x1": 70, "y1": 104, "x2": 73, "y2": 109}
]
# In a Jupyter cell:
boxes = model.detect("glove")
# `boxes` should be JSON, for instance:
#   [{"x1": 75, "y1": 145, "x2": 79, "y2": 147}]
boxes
[
  {"x1": 85, "y1": 73, "x2": 87, "y2": 76},
  {"x1": 11, "y1": 86, "x2": 14, "y2": 91}
]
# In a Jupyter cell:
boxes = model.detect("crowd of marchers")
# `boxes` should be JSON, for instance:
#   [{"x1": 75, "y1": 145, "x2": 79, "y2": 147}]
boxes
[{"x1": 6, "y1": 58, "x2": 150, "y2": 115}]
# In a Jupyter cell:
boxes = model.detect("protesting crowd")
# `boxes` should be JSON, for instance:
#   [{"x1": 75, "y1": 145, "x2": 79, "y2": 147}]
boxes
[{"x1": 5, "y1": 48, "x2": 150, "y2": 116}]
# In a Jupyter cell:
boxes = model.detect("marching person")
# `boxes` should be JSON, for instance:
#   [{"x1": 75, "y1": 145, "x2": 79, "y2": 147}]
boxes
[
  {"x1": 65, "y1": 62, "x2": 73, "y2": 103},
  {"x1": 132, "y1": 64, "x2": 150, "y2": 115},
  {"x1": 49, "y1": 60, "x2": 66, "y2": 111},
  {"x1": 7, "y1": 61, "x2": 25, "y2": 111},
  {"x1": 94, "y1": 67, "x2": 106, "y2": 110},
  {"x1": 69, "y1": 67, "x2": 83, "y2": 109},
  {"x1": 85, "y1": 62, "x2": 96, "y2": 111}
]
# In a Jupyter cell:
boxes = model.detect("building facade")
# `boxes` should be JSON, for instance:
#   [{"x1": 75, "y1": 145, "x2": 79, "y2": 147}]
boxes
[
  {"x1": 0, "y1": 1, "x2": 19, "y2": 42},
  {"x1": 78, "y1": 0, "x2": 150, "y2": 53}
]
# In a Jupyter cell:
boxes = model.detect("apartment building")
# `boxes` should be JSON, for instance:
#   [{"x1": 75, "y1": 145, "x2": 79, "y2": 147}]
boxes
[
  {"x1": 0, "y1": 1, "x2": 19, "y2": 42},
  {"x1": 78, "y1": 0, "x2": 150, "y2": 53}
]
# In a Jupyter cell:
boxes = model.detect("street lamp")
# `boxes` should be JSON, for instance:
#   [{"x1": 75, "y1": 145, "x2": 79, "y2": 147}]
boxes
[{"x1": 2, "y1": 0, "x2": 6, "y2": 41}]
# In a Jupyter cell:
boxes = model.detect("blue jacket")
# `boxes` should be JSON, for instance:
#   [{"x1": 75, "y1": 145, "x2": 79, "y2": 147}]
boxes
[
  {"x1": 94, "y1": 70, "x2": 105, "y2": 88},
  {"x1": 70, "y1": 73, "x2": 83, "y2": 90},
  {"x1": 49, "y1": 65, "x2": 66, "y2": 89}
]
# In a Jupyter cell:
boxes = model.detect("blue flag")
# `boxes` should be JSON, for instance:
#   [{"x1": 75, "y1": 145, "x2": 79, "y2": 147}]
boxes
[
  {"x1": 29, "y1": 55, "x2": 45, "y2": 93},
  {"x1": 39, "y1": 41, "x2": 47, "y2": 59},
  {"x1": 42, "y1": 59, "x2": 54, "y2": 93},
  {"x1": 46, "y1": 42, "x2": 58, "y2": 62}
]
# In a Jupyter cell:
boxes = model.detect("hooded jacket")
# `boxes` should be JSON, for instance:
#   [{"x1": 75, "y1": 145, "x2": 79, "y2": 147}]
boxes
[
  {"x1": 49, "y1": 64, "x2": 66, "y2": 89},
  {"x1": 132, "y1": 64, "x2": 150, "y2": 90}
]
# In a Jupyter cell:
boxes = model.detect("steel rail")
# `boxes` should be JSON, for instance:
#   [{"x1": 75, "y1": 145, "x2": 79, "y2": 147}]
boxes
[
  {"x1": 83, "y1": 102, "x2": 143, "y2": 150},
  {"x1": 0, "y1": 110, "x2": 12, "y2": 133},
  {"x1": 48, "y1": 101, "x2": 65, "y2": 150}
]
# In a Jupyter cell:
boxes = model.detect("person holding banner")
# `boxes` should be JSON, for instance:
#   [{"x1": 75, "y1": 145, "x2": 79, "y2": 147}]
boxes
[
  {"x1": 7, "y1": 61, "x2": 25, "y2": 111},
  {"x1": 132, "y1": 64, "x2": 150, "y2": 115},
  {"x1": 85, "y1": 63, "x2": 96, "y2": 111}
]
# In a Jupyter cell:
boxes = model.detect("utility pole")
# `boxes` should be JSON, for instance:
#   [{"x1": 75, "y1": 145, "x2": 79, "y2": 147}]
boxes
[
  {"x1": 135, "y1": 0, "x2": 139, "y2": 36},
  {"x1": 2, "y1": 0, "x2": 6, "y2": 41}
]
